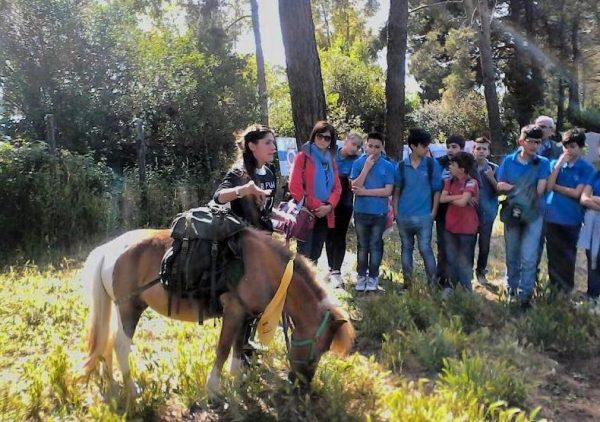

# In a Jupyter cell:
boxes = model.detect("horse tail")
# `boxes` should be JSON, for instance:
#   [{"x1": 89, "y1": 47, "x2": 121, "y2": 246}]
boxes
[{"x1": 81, "y1": 248, "x2": 113, "y2": 377}]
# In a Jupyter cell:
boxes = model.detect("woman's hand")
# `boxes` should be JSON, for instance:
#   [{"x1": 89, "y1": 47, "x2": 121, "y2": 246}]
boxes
[
  {"x1": 496, "y1": 181, "x2": 514, "y2": 193},
  {"x1": 242, "y1": 181, "x2": 271, "y2": 202},
  {"x1": 314, "y1": 203, "x2": 333, "y2": 218}
]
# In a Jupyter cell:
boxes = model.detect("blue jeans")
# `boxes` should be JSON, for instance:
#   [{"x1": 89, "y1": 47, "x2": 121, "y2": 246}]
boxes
[
  {"x1": 396, "y1": 215, "x2": 437, "y2": 283},
  {"x1": 504, "y1": 216, "x2": 543, "y2": 299},
  {"x1": 476, "y1": 219, "x2": 494, "y2": 275},
  {"x1": 586, "y1": 249, "x2": 600, "y2": 299},
  {"x1": 444, "y1": 231, "x2": 477, "y2": 290},
  {"x1": 354, "y1": 212, "x2": 387, "y2": 278}
]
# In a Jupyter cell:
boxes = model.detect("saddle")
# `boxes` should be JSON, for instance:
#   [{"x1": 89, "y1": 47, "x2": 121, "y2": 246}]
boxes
[{"x1": 160, "y1": 205, "x2": 247, "y2": 321}]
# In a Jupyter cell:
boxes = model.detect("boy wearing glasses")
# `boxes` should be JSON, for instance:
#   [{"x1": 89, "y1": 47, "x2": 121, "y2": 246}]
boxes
[
  {"x1": 350, "y1": 132, "x2": 395, "y2": 292},
  {"x1": 473, "y1": 137, "x2": 499, "y2": 285},
  {"x1": 497, "y1": 125, "x2": 551, "y2": 308}
]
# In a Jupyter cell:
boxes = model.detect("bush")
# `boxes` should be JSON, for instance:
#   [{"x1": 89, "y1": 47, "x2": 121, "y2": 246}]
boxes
[
  {"x1": 0, "y1": 141, "x2": 113, "y2": 258},
  {"x1": 440, "y1": 352, "x2": 527, "y2": 407},
  {"x1": 516, "y1": 299, "x2": 600, "y2": 356}
]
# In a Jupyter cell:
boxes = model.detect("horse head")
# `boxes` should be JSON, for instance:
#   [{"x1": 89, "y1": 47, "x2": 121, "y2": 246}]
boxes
[{"x1": 287, "y1": 296, "x2": 355, "y2": 386}]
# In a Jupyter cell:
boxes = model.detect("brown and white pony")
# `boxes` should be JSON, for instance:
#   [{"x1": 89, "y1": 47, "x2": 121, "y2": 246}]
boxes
[{"x1": 80, "y1": 227, "x2": 354, "y2": 397}]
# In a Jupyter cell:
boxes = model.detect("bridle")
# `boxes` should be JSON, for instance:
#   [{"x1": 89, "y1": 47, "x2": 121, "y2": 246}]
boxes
[{"x1": 283, "y1": 309, "x2": 332, "y2": 367}]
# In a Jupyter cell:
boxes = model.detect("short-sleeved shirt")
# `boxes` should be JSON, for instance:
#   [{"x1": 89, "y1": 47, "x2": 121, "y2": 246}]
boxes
[
  {"x1": 213, "y1": 165, "x2": 276, "y2": 231},
  {"x1": 496, "y1": 150, "x2": 551, "y2": 211},
  {"x1": 444, "y1": 177, "x2": 480, "y2": 234},
  {"x1": 335, "y1": 146, "x2": 360, "y2": 207},
  {"x1": 544, "y1": 158, "x2": 595, "y2": 226},
  {"x1": 394, "y1": 155, "x2": 443, "y2": 218},
  {"x1": 476, "y1": 160, "x2": 499, "y2": 224},
  {"x1": 587, "y1": 171, "x2": 600, "y2": 196},
  {"x1": 350, "y1": 154, "x2": 395, "y2": 214}
]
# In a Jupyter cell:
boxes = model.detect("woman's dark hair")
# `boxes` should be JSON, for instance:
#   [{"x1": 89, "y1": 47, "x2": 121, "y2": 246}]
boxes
[
  {"x1": 235, "y1": 124, "x2": 275, "y2": 181},
  {"x1": 562, "y1": 128, "x2": 586, "y2": 147},
  {"x1": 449, "y1": 151, "x2": 475, "y2": 173},
  {"x1": 309, "y1": 120, "x2": 337, "y2": 149}
]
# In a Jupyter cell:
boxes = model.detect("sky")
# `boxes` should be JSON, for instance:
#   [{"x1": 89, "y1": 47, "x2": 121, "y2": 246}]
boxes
[
  {"x1": 234, "y1": 0, "x2": 419, "y2": 92},
  {"x1": 236, "y1": 0, "x2": 391, "y2": 68}
]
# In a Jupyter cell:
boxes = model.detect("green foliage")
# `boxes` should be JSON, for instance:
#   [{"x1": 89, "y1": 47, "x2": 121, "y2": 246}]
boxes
[
  {"x1": 440, "y1": 352, "x2": 528, "y2": 407},
  {"x1": 515, "y1": 298, "x2": 600, "y2": 356},
  {"x1": 410, "y1": 91, "x2": 489, "y2": 141},
  {"x1": 0, "y1": 141, "x2": 113, "y2": 258},
  {"x1": 406, "y1": 319, "x2": 470, "y2": 372},
  {"x1": 382, "y1": 379, "x2": 537, "y2": 422}
]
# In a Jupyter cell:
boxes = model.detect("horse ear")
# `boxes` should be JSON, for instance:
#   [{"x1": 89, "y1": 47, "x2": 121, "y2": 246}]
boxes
[{"x1": 329, "y1": 318, "x2": 354, "y2": 356}]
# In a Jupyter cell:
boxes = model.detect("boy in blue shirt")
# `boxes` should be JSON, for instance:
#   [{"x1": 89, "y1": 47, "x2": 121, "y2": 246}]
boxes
[
  {"x1": 497, "y1": 125, "x2": 551, "y2": 308},
  {"x1": 472, "y1": 137, "x2": 499, "y2": 284},
  {"x1": 544, "y1": 128, "x2": 594, "y2": 293},
  {"x1": 350, "y1": 132, "x2": 395, "y2": 292},
  {"x1": 392, "y1": 128, "x2": 442, "y2": 285}
]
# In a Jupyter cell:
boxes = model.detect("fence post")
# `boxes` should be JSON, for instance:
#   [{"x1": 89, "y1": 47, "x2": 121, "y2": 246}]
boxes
[{"x1": 133, "y1": 117, "x2": 148, "y2": 223}]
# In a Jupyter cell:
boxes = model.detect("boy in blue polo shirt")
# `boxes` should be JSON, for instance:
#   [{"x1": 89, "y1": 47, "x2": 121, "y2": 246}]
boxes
[
  {"x1": 350, "y1": 132, "x2": 395, "y2": 292},
  {"x1": 497, "y1": 125, "x2": 551, "y2": 308},
  {"x1": 544, "y1": 128, "x2": 594, "y2": 294},
  {"x1": 392, "y1": 128, "x2": 443, "y2": 285}
]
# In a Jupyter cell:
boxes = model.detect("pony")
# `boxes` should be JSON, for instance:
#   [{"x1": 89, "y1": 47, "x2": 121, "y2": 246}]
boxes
[{"x1": 79, "y1": 227, "x2": 355, "y2": 397}]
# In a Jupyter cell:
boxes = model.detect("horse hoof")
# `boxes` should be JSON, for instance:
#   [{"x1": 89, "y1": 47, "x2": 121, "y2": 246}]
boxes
[
  {"x1": 125, "y1": 381, "x2": 141, "y2": 400},
  {"x1": 206, "y1": 372, "x2": 221, "y2": 397}
]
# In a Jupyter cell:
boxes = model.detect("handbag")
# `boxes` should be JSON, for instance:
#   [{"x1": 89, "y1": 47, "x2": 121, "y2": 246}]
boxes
[{"x1": 274, "y1": 198, "x2": 315, "y2": 241}]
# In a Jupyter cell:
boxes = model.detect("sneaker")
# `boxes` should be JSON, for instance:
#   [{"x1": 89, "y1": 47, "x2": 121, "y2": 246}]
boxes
[
  {"x1": 507, "y1": 288, "x2": 518, "y2": 304},
  {"x1": 329, "y1": 271, "x2": 343, "y2": 289},
  {"x1": 441, "y1": 287, "x2": 453, "y2": 299},
  {"x1": 365, "y1": 276, "x2": 378, "y2": 292},
  {"x1": 476, "y1": 273, "x2": 488, "y2": 285},
  {"x1": 355, "y1": 275, "x2": 367, "y2": 292}
]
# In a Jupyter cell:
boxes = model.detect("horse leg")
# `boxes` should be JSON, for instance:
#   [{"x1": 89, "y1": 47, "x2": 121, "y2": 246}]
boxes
[
  {"x1": 115, "y1": 301, "x2": 147, "y2": 400},
  {"x1": 206, "y1": 294, "x2": 246, "y2": 395}
]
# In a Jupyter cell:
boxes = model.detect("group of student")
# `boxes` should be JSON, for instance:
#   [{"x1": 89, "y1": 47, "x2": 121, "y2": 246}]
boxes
[{"x1": 213, "y1": 117, "x2": 600, "y2": 312}]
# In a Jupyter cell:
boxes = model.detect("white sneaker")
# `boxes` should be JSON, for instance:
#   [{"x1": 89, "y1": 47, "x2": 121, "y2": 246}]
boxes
[
  {"x1": 329, "y1": 271, "x2": 343, "y2": 289},
  {"x1": 355, "y1": 275, "x2": 367, "y2": 292},
  {"x1": 365, "y1": 276, "x2": 378, "y2": 292}
]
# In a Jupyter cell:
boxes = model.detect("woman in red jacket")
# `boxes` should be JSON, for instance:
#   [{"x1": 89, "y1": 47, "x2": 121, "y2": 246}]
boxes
[{"x1": 289, "y1": 121, "x2": 342, "y2": 263}]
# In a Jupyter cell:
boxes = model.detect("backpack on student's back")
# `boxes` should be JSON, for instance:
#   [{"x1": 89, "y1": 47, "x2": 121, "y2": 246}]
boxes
[{"x1": 397, "y1": 156, "x2": 434, "y2": 196}]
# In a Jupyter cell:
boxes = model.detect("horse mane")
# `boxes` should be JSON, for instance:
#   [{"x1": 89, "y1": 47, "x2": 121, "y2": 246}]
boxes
[{"x1": 245, "y1": 228, "x2": 355, "y2": 355}]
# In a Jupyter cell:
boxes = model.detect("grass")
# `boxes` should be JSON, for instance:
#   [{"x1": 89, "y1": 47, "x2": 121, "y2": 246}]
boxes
[{"x1": 2, "y1": 229, "x2": 600, "y2": 420}]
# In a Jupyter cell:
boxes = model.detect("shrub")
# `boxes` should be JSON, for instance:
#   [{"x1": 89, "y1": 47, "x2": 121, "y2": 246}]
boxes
[
  {"x1": 0, "y1": 141, "x2": 113, "y2": 259},
  {"x1": 382, "y1": 379, "x2": 538, "y2": 422},
  {"x1": 405, "y1": 318, "x2": 470, "y2": 372},
  {"x1": 439, "y1": 352, "x2": 527, "y2": 407},
  {"x1": 515, "y1": 299, "x2": 600, "y2": 356}
]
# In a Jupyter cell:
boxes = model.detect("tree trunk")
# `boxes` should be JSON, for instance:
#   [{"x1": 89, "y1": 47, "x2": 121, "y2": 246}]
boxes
[
  {"x1": 466, "y1": 0, "x2": 505, "y2": 153},
  {"x1": 385, "y1": 0, "x2": 408, "y2": 160},
  {"x1": 250, "y1": 0, "x2": 269, "y2": 125},
  {"x1": 556, "y1": 11, "x2": 567, "y2": 132},
  {"x1": 567, "y1": 19, "x2": 580, "y2": 123},
  {"x1": 279, "y1": 0, "x2": 327, "y2": 148}
]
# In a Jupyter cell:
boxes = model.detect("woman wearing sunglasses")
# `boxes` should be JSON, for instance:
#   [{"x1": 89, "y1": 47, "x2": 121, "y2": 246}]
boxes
[{"x1": 288, "y1": 121, "x2": 342, "y2": 263}]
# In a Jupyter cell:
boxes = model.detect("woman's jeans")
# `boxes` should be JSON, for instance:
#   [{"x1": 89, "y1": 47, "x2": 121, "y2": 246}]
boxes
[
  {"x1": 504, "y1": 216, "x2": 543, "y2": 300},
  {"x1": 396, "y1": 214, "x2": 437, "y2": 283},
  {"x1": 354, "y1": 212, "x2": 387, "y2": 278}
]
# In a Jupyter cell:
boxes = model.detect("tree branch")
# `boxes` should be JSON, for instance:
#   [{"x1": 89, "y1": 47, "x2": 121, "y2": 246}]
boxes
[{"x1": 409, "y1": 0, "x2": 464, "y2": 15}]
